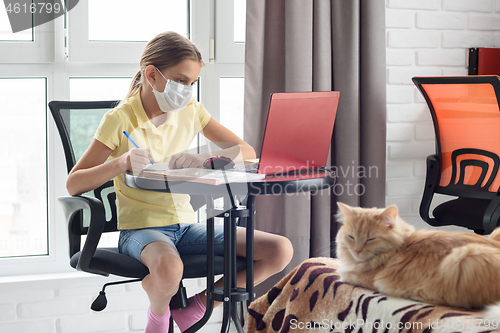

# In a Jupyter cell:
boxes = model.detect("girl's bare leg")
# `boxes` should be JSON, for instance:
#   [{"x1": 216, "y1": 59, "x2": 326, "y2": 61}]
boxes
[{"x1": 141, "y1": 241, "x2": 184, "y2": 316}]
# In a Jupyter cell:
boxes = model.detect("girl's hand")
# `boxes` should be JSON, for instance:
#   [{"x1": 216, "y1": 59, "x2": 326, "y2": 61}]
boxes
[
  {"x1": 169, "y1": 153, "x2": 206, "y2": 169},
  {"x1": 124, "y1": 148, "x2": 152, "y2": 175}
]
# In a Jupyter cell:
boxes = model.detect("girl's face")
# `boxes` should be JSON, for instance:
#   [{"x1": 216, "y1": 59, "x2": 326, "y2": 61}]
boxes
[{"x1": 155, "y1": 59, "x2": 201, "y2": 92}]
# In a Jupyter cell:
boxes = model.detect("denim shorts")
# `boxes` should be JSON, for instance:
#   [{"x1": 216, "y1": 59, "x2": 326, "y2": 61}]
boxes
[{"x1": 118, "y1": 223, "x2": 233, "y2": 263}]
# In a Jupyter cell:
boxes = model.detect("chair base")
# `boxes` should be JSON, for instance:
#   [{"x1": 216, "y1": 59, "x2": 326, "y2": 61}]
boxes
[
  {"x1": 77, "y1": 249, "x2": 248, "y2": 312},
  {"x1": 91, "y1": 278, "x2": 190, "y2": 312},
  {"x1": 170, "y1": 283, "x2": 189, "y2": 310}
]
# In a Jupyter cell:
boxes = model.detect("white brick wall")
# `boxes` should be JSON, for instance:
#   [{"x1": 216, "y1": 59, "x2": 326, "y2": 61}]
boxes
[
  {"x1": 388, "y1": 0, "x2": 441, "y2": 10},
  {"x1": 415, "y1": 12, "x2": 467, "y2": 30},
  {"x1": 442, "y1": 0, "x2": 494, "y2": 12},
  {"x1": 385, "y1": 0, "x2": 500, "y2": 228},
  {"x1": 0, "y1": 273, "x2": 226, "y2": 333}
]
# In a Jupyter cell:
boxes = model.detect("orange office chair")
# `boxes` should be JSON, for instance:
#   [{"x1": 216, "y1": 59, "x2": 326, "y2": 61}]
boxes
[{"x1": 412, "y1": 75, "x2": 500, "y2": 234}]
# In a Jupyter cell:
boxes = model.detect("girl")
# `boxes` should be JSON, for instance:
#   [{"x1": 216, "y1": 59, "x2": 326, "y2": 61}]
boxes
[{"x1": 66, "y1": 31, "x2": 293, "y2": 333}]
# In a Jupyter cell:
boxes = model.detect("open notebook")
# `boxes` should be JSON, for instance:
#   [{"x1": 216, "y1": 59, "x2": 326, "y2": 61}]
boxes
[{"x1": 141, "y1": 167, "x2": 265, "y2": 185}]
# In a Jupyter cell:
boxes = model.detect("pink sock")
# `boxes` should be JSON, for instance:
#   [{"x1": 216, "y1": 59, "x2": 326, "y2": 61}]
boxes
[
  {"x1": 145, "y1": 306, "x2": 170, "y2": 333},
  {"x1": 171, "y1": 293, "x2": 206, "y2": 332}
]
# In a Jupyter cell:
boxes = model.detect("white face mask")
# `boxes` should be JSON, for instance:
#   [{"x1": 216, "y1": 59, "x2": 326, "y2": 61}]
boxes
[{"x1": 147, "y1": 67, "x2": 194, "y2": 112}]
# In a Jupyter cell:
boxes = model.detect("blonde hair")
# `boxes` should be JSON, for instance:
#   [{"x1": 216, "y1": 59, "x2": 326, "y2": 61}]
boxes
[{"x1": 120, "y1": 31, "x2": 203, "y2": 105}]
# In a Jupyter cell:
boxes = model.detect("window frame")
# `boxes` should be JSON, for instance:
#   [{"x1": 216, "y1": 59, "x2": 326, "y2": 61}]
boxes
[
  {"x1": 214, "y1": 0, "x2": 245, "y2": 64},
  {"x1": 199, "y1": 0, "x2": 245, "y2": 123},
  {"x1": 68, "y1": 1, "x2": 145, "y2": 63},
  {"x1": 0, "y1": 64, "x2": 68, "y2": 276},
  {"x1": 0, "y1": 16, "x2": 55, "y2": 63},
  {"x1": 67, "y1": 0, "x2": 191, "y2": 63},
  {"x1": 0, "y1": 0, "x2": 246, "y2": 277}
]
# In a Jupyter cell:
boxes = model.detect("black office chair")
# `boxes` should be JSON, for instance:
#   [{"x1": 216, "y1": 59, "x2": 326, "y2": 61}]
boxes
[
  {"x1": 49, "y1": 100, "x2": 246, "y2": 332},
  {"x1": 413, "y1": 75, "x2": 500, "y2": 234}
]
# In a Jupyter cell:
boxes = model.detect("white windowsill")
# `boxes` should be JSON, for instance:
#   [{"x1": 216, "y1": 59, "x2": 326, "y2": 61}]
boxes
[{"x1": 0, "y1": 270, "x2": 124, "y2": 289}]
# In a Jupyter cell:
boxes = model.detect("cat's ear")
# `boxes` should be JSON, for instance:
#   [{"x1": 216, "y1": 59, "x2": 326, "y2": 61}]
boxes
[
  {"x1": 337, "y1": 202, "x2": 355, "y2": 220},
  {"x1": 380, "y1": 205, "x2": 398, "y2": 227}
]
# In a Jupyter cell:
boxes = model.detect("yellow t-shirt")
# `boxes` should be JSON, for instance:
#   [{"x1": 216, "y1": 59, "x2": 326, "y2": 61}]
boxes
[{"x1": 94, "y1": 91, "x2": 212, "y2": 230}]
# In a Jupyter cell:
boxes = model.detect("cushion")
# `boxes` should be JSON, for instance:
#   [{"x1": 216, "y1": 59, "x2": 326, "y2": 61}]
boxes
[{"x1": 247, "y1": 257, "x2": 498, "y2": 333}]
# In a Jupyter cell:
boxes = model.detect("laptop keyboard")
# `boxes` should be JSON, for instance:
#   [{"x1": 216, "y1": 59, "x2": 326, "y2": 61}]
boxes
[
  {"x1": 234, "y1": 163, "x2": 260, "y2": 173},
  {"x1": 233, "y1": 164, "x2": 335, "y2": 177}
]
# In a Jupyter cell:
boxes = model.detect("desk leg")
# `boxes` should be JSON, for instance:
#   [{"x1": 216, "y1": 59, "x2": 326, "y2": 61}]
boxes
[
  {"x1": 246, "y1": 195, "x2": 256, "y2": 306},
  {"x1": 221, "y1": 208, "x2": 232, "y2": 333},
  {"x1": 231, "y1": 301, "x2": 244, "y2": 333},
  {"x1": 230, "y1": 203, "x2": 245, "y2": 333},
  {"x1": 184, "y1": 197, "x2": 216, "y2": 333},
  {"x1": 207, "y1": 195, "x2": 252, "y2": 333}
]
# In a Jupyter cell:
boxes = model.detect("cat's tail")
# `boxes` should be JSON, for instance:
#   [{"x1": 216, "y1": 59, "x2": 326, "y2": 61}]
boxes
[
  {"x1": 483, "y1": 303, "x2": 500, "y2": 324},
  {"x1": 440, "y1": 243, "x2": 500, "y2": 309}
]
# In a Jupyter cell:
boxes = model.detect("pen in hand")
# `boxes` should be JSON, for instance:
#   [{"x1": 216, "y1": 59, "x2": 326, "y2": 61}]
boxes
[{"x1": 122, "y1": 130, "x2": 154, "y2": 165}]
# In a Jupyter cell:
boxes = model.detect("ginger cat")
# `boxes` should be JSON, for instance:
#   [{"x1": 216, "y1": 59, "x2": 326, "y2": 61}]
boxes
[{"x1": 335, "y1": 202, "x2": 500, "y2": 310}]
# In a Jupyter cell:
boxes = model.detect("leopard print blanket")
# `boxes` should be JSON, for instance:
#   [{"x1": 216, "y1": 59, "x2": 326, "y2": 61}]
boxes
[{"x1": 246, "y1": 257, "x2": 500, "y2": 333}]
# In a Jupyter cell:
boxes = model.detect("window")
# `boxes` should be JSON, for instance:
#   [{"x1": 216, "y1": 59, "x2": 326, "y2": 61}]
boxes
[
  {"x1": 202, "y1": 0, "x2": 246, "y2": 138},
  {"x1": 69, "y1": 77, "x2": 132, "y2": 101},
  {"x1": 0, "y1": 7, "x2": 54, "y2": 63},
  {"x1": 0, "y1": 78, "x2": 47, "y2": 258},
  {"x1": 234, "y1": 0, "x2": 246, "y2": 43},
  {"x1": 0, "y1": 7, "x2": 32, "y2": 41},
  {"x1": 214, "y1": 0, "x2": 245, "y2": 63},
  {"x1": 88, "y1": 0, "x2": 188, "y2": 42},
  {"x1": 220, "y1": 77, "x2": 245, "y2": 138},
  {"x1": 0, "y1": 0, "x2": 246, "y2": 276},
  {"x1": 68, "y1": 0, "x2": 189, "y2": 63}
]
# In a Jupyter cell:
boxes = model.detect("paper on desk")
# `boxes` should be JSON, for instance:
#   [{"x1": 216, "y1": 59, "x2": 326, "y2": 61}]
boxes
[
  {"x1": 145, "y1": 158, "x2": 260, "y2": 171},
  {"x1": 141, "y1": 168, "x2": 265, "y2": 185},
  {"x1": 143, "y1": 159, "x2": 172, "y2": 171}
]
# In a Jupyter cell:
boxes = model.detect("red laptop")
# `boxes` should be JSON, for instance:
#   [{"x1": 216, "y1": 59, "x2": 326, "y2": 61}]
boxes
[{"x1": 250, "y1": 91, "x2": 340, "y2": 175}]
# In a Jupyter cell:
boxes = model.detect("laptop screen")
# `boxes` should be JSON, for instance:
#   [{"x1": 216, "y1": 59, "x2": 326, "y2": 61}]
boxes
[{"x1": 258, "y1": 91, "x2": 340, "y2": 175}]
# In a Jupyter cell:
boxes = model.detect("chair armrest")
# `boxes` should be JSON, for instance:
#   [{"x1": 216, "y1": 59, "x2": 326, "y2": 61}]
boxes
[
  {"x1": 419, "y1": 154, "x2": 441, "y2": 226},
  {"x1": 483, "y1": 194, "x2": 500, "y2": 234},
  {"x1": 58, "y1": 195, "x2": 109, "y2": 277}
]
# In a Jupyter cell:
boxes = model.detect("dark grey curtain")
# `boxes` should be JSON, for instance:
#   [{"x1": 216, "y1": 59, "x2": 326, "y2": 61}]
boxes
[{"x1": 243, "y1": 0, "x2": 386, "y2": 296}]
